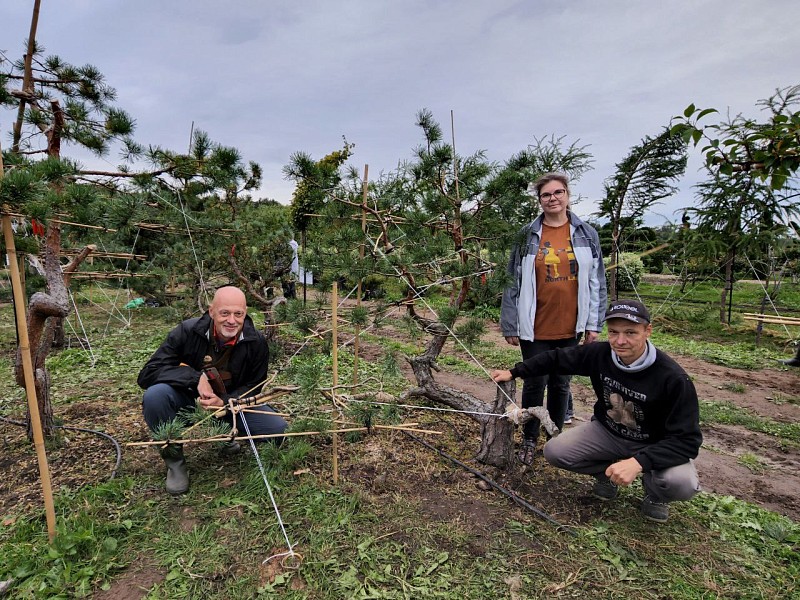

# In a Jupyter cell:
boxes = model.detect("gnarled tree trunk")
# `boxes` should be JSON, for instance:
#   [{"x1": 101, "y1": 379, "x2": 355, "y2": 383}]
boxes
[{"x1": 14, "y1": 222, "x2": 94, "y2": 438}]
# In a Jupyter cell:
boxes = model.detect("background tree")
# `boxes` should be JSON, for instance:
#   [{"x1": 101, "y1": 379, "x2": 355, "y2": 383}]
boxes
[
  {"x1": 684, "y1": 171, "x2": 798, "y2": 323},
  {"x1": 597, "y1": 128, "x2": 687, "y2": 299},
  {"x1": 673, "y1": 85, "x2": 800, "y2": 191},
  {"x1": 2, "y1": 9, "x2": 272, "y2": 436},
  {"x1": 673, "y1": 86, "x2": 800, "y2": 322},
  {"x1": 1, "y1": 19, "x2": 137, "y2": 436}
]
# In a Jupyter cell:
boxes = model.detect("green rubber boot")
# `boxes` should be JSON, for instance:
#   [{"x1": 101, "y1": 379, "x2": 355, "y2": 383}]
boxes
[{"x1": 160, "y1": 444, "x2": 189, "y2": 495}]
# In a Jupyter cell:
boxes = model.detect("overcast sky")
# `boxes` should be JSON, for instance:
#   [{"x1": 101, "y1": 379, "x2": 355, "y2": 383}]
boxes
[{"x1": 2, "y1": 0, "x2": 798, "y2": 225}]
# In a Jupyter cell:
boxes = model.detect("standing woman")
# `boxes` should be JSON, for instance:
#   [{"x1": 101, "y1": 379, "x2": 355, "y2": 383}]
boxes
[{"x1": 500, "y1": 173, "x2": 607, "y2": 466}]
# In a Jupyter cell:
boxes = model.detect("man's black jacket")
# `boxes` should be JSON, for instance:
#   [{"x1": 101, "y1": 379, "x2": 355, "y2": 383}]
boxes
[{"x1": 137, "y1": 312, "x2": 269, "y2": 400}]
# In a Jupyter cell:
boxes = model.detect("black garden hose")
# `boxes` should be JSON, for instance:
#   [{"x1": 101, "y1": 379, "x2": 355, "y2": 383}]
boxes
[{"x1": 0, "y1": 416, "x2": 122, "y2": 479}]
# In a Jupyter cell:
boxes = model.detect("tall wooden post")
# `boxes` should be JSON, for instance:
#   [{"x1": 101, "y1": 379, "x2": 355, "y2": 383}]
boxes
[
  {"x1": 12, "y1": 0, "x2": 42, "y2": 153},
  {"x1": 353, "y1": 165, "x2": 368, "y2": 386},
  {"x1": 2, "y1": 211, "x2": 57, "y2": 542},
  {"x1": 331, "y1": 281, "x2": 339, "y2": 484}
]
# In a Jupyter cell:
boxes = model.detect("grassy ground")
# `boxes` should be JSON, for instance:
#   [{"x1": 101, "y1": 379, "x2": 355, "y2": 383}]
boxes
[{"x1": 0, "y1": 287, "x2": 799, "y2": 598}]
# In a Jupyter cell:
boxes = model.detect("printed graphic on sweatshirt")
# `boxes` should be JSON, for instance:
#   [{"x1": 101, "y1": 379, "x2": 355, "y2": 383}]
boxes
[
  {"x1": 537, "y1": 240, "x2": 578, "y2": 283},
  {"x1": 602, "y1": 375, "x2": 648, "y2": 441}
]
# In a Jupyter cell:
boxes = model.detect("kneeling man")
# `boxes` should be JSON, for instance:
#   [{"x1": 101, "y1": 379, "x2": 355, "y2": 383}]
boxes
[
  {"x1": 492, "y1": 299, "x2": 701, "y2": 523},
  {"x1": 139, "y1": 286, "x2": 287, "y2": 495}
]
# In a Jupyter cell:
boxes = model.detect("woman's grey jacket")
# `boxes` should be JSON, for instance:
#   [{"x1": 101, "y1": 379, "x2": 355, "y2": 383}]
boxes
[{"x1": 500, "y1": 212, "x2": 607, "y2": 341}]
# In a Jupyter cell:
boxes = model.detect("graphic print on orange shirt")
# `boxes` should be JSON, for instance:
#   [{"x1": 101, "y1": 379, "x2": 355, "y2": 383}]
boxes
[{"x1": 533, "y1": 222, "x2": 579, "y2": 339}]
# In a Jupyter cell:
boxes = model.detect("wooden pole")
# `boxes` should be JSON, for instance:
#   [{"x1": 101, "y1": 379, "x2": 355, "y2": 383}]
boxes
[
  {"x1": 450, "y1": 111, "x2": 461, "y2": 203},
  {"x1": 353, "y1": 164, "x2": 368, "y2": 386},
  {"x1": 331, "y1": 281, "x2": 339, "y2": 484},
  {"x1": 2, "y1": 211, "x2": 57, "y2": 542},
  {"x1": 12, "y1": 0, "x2": 42, "y2": 153}
]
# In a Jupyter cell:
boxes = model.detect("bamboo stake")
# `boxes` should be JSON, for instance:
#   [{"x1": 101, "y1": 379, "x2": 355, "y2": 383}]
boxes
[
  {"x1": 52, "y1": 218, "x2": 116, "y2": 232},
  {"x1": 125, "y1": 424, "x2": 442, "y2": 447},
  {"x1": 2, "y1": 210, "x2": 57, "y2": 542},
  {"x1": 331, "y1": 281, "x2": 339, "y2": 484},
  {"x1": 18, "y1": 252, "x2": 26, "y2": 303},
  {"x1": 742, "y1": 314, "x2": 800, "y2": 326},
  {"x1": 354, "y1": 164, "x2": 368, "y2": 387},
  {"x1": 236, "y1": 408, "x2": 291, "y2": 417},
  {"x1": 450, "y1": 110, "x2": 461, "y2": 203}
]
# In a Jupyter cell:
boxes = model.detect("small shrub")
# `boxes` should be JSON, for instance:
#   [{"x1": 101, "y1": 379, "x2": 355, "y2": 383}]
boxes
[{"x1": 606, "y1": 252, "x2": 645, "y2": 291}]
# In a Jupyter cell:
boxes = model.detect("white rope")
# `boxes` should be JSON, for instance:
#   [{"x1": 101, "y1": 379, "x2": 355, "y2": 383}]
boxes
[
  {"x1": 88, "y1": 286, "x2": 132, "y2": 328},
  {"x1": 363, "y1": 228, "x2": 519, "y2": 408},
  {"x1": 174, "y1": 191, "x2": 209, "y2": 305},
  {"x1": 337, "y1": 282, "x2": 359, "y2": 308},
  {"x1": 102, "y1": 227, "x2": 141, "y2": 335},
  {"x1": 67, "y1": 290, "x2": 97, "y2": 367},
  {"x1": 236, "y1": 410, "x2": 297, "y2": 563},
  {"x1": 150, "y1": 190, "x2": 209, "y2": 305}
]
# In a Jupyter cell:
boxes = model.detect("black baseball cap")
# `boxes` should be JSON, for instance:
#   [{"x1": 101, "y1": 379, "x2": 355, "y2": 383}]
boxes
[{"x1": 605, "y1": 299, "x2": 651, "y2": 324}]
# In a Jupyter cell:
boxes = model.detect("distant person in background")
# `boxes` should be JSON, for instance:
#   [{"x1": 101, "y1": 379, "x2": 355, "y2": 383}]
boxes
[
  {"x1": 138, "y1": 286, "x2": 287, "y2": 495},
  {"x1": 500, "y1": 172, "x2": 607, "y2": 466},
  {"x1": 283, "y1": 239, "x2": 300, "y2": 299},
  {"x1": 492, "y1": 299, "x2": 702, "y2": 523}
]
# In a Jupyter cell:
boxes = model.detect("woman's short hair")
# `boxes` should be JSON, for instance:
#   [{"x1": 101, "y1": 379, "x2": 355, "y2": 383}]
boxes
[{"x1": 532, "y1": 172, "x2": 570, "y2": 197}]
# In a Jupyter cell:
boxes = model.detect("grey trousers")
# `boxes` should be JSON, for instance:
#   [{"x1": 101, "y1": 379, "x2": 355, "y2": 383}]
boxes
[{"x1": 543, "y1": 418, "x2": 700, "y2": 503}]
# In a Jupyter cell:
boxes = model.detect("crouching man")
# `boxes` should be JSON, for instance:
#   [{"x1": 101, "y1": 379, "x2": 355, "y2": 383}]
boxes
[
  {"x1": 492, "y1": 299, "x2": 701, "y2": 523},
  {"x1": 138, "y1": 286, "x2": 287, "y2": 495}
]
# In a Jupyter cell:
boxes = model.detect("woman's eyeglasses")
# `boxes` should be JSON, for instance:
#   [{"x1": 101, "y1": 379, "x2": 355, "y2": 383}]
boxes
[{"x1": 539, "y1": 189, "x2": 568, "y2": 201}]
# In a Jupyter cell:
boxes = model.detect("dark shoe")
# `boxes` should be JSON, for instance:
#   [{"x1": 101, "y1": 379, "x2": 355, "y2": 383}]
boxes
[
  {"x1": 220, "y1": 441, "x2": 241, "y2": 456},
  {"x1": 517, "y1": 439, "x2": 537, "y2": 466},
  {"x1": 592, "y1": 476, "x2": 619, "y2": 501},
  {"x1": 641, "y1": 495, "x2": 670, "y2": 523},
  {"x1": 160, "y1": 444, "x2": 189, "y2": 496}
]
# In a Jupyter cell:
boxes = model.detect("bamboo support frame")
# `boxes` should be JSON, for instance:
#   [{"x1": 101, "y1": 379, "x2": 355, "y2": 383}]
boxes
[
  {"x1": 126, "y1": 424, "x2": 441, "y2": 448},
  {"x1": 178, "y1": 388, "x2": 297, "y2": 438},
  {"x1": 742, "y1": 313, "x2": 800, "y2": 326}
]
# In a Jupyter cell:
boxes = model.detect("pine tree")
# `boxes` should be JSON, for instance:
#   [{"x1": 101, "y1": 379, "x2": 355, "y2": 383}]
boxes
[{"x1": 286, "y1": 110, "x2": 592, "y2": 467}]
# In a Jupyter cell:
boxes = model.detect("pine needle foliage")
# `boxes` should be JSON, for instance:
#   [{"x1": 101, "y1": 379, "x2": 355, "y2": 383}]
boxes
[
  {"x1": 349, "y1": 305, "x2": 370, "y2": 328},
  {"x1": 454, "y1": 317, "x2": 486, "y2": 348},
  {"x1": 379, "y1": 352, "x2": 402, "y2": 380},
  {"x1": 151, "y1": 418, "x2": 188, "y2": 443},
  {"x1": 290, "y1": 355, "x2": 330, "y2": 397}
]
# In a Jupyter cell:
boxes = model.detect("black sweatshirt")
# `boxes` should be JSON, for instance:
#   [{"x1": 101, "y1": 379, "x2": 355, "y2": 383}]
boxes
[{"x1": 509, "y1": 342, "x2": 702, "y2": 472}]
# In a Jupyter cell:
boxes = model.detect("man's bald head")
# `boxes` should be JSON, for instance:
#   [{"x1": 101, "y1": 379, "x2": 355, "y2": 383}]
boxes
[
  {"x1": 209, "y1": 286, "x2": 247, "y2": 343},
  {"x1": 211, "y1": 286, "x2": 246, "y2": 308}
]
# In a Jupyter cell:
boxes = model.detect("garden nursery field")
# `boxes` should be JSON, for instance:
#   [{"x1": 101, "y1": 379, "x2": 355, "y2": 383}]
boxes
[{"x1": 0, "y1": 278, "x2": 799, "y2": 599}]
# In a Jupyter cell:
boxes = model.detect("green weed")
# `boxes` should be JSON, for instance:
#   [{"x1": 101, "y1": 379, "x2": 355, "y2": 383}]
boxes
[
  {"x1": 700, "y1": 400, "x2": 800, "y2": 443},
  {"x1": 738, "y1": 452, "x2": 767, "y2": 473},
  {"x1": 769, "y1": 392, "x2": 800, "y2": 406},
  {"x1": 722, "y1": 381, "x2": 746, "y2": 393}
]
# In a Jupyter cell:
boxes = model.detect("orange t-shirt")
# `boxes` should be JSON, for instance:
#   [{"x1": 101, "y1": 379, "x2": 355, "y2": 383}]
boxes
[{"x1": 533, "y1": 222, "x2": 578, "y2": 339}]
